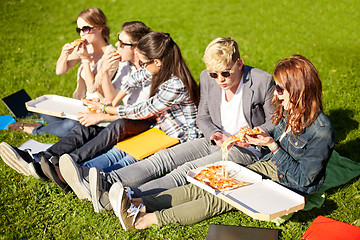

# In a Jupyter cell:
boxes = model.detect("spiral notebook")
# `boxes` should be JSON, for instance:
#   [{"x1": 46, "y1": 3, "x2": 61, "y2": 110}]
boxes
[{"x1": 114, "y1": 128, "x2": 179, "y2": 160}]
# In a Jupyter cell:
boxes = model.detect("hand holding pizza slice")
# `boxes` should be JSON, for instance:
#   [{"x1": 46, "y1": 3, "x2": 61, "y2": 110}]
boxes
[
  {"x1": 71, "y1": 38, "x2": 86, "y2": 47},
  {"x1": 221, "y1": 126, "x2": 260, "y2": 151}
]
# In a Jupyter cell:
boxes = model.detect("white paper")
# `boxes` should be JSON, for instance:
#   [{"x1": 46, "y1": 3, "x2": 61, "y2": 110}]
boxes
[{"x1": 18, "y1": 139, "x2": 53, "y2": 158}]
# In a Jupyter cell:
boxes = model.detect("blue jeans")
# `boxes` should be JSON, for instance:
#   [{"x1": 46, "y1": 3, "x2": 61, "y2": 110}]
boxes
[
  {"x1": 81, "y1": 147, "x2": 137, "y2": 172},
  {"x1": 32, "y1": 114, "x2": 79, "y2": 137}
]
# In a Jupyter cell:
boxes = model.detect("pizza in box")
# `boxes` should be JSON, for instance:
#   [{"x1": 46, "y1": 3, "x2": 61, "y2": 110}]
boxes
[{"x1": 194, "y1": 165, "x2": 250, "y2": 191}]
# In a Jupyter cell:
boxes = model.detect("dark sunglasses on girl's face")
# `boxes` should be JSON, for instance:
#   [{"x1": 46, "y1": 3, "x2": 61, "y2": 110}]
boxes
[
  {"x1": 275, "y1": 84, "x2": 284, "y2": 95},
  {"x1": 139, "y1": 59, "x2": 154, "y2": 68},
  {"x1": 76, "y1": 26, "x2": 94, "y2": 35},
  {"x1": 118, "y1": 39, "x2": 134, "y2": 48}
]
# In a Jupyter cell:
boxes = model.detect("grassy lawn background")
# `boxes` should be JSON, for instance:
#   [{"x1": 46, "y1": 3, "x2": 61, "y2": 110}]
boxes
[{"x1": 0, "y1": 0, "x2": 359, "y2": 239}]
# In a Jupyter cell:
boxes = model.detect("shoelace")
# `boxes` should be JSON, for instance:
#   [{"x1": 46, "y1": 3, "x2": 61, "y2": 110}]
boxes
[
  {"x1": 125, "y1": 187, "x2": 134, "y2": 200},
  {"x1": 127, "y1": 203, "x2": 144, "y2": 225}
]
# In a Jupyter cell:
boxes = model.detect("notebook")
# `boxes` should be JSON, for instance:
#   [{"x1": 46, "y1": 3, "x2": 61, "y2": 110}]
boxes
[
  {"x1": 114, "y1": 128, "x2": 179, "y2": 160},
  {"x1": 302, "y1": 215, "x2": 360, "y2": 240},
  {"x1": 206, "y1": 224, "x2": 279, "y2": 240},
  {"x1": 0, "y1": 115, "x2": 16, "y2": 130},
  {"x1": 2, "y1": 89, "x2": 32, "y2": 118}
]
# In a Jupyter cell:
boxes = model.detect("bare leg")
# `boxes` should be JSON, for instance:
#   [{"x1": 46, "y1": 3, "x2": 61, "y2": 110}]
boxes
[
  {"x1": 131, "y1": 197, "x2": 158, "y2": 229},
  {"x1": 23, "y1": 126, "x2": 35, "y2": 135},
  {"x1": 135, "y1": 212, "x2": 159, "y2": 230}
]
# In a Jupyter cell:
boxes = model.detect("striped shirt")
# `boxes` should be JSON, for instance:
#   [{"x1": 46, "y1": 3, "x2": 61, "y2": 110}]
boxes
[{"x1": 117, "y1": 71, "x2": 202, "y2": 142}]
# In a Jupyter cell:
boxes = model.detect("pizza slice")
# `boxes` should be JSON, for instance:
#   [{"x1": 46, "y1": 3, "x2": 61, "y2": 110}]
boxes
[
  {"x1": 221, "y1": 135, "x2": 241, "y2": 151},
  {"x1": 238, "y1": 126, "x2": 260, "y2": 141},
  {"x1": 71, "y1": 38, "x2": 85, "y2": 47}
]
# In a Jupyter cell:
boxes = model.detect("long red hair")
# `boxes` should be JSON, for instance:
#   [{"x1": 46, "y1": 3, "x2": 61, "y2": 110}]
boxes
[{"x1": 272, "y1": 55, "x2": 323, "y2": 134}]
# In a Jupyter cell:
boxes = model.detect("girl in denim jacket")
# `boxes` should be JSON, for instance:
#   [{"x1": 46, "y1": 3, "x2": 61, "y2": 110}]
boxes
[{"x1": 109, "y1": 55, "x2": 335, "y2": 230}]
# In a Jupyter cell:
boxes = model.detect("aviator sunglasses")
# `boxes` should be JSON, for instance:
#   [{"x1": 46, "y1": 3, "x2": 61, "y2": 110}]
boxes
[
  {"x1": 139, "y1": 59, "x2": 154, "y2": 68},
  {"x1": 208, "y1": 59, "x2": 239, "y2": 79},
  {"x1": 76, "y1": 26, "x2": 95, "y2": 35},
  {"x1": 275, "y1": 84, "x2": 284, "y2": 95}
]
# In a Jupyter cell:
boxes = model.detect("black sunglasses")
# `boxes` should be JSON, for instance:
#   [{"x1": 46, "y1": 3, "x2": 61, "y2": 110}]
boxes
[
  {"x1": 208, "y1": 60, "x2": 238, "y2": 79},
  {"x1": 117, "y1": 35, "x2": 134, "y2": 48},
  {"x1": 139, "y1": 59, "x2": 154, "y2": 68},
  {"x1": 275, "y1": 84, "x2": 284, "y2": 95},
  {"x1": 76, "y1": 26, "x2": 94, "y2": 35}
]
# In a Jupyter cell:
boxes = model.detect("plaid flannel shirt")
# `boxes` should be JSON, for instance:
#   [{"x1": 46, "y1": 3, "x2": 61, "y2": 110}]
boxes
[{"x1": 117, "y1": 72, "x2": 202, "y2": 142}]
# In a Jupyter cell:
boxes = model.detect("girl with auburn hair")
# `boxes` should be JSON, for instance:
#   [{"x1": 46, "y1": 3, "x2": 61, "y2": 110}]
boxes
[
  {"x1": 109, "y1": 55, "x2": 335, "y2": 231},
  {"x1": 272, "y1": 54, "x2": 323, "y2": 134},
  {"x1": 9, "y1": 8, "x2": 119, "y2": 137}
]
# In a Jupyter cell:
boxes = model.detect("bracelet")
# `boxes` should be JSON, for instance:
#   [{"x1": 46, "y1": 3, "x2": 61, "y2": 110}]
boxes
[
  {"x1": 270, "y1": 146, "x2": 280, "y2": 153},
  {"x1": 101, "y1": 104, "x2": 108, "y2": 113},
  {"x1": 269, "y1": 143, "x2": 279, "y2": 153},
  {"x1": 81, "y1": 59, "x2": 90, "y2": 63},
  {"x1": 268, "y1": 143, "x2": 278, "y2": 151}
]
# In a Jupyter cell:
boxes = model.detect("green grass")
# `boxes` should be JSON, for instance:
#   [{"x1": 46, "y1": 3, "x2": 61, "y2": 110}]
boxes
[{"x1": 1, "y1": 0, "x2": 360, "y2": 239}]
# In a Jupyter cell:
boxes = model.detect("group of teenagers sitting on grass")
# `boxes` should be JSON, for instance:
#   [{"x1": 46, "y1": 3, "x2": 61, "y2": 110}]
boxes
[{"x1": 1, "y1": 7, "x2": 336, "y2": 231}]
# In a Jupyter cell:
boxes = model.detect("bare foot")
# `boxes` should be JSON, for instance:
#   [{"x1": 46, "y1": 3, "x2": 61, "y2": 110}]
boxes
[
  {"x1": 134, "y1": 212, "x2": 158, "y2": 230},
  {"x1": 23, "y1": 126, "x2": 35, "y2": 135}
]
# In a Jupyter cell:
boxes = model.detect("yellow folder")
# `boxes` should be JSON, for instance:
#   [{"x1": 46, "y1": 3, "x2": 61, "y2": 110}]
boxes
[{"x1": 114, "y1": 128, "x2": 179, "y2": 160}]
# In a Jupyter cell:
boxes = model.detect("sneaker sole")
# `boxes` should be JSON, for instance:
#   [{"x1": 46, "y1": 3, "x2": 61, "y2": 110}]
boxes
[
  {"x1": 89, "y1": 168, "x2": 102, "y2": 213},
  {"x1": 41, "y1": 157, "x2": 71, "y2": 193},
  {"x1": 28, "y1": 162, "x2": 47, "y2": 180},
  {"x1": 109, "y1": 182, "x2": 122, "y2": 218},
  {"x1": 109, "y1": 182, "x2": 127, "y2": 230},
  {"x1": 59, "y1": 154, "x2": 91, "y2": 201},
  {"x1": 0, "y1": 142, "x2": 31, "y2": 176}
]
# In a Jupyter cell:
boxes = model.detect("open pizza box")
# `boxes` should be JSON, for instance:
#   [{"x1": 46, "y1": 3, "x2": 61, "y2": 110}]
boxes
[
  {"x1": 186, "y1": 161, "x2": 305, "y2": 221},
  {"x1": 25, "y1": 95, "x2": 109, "y2": 127}
]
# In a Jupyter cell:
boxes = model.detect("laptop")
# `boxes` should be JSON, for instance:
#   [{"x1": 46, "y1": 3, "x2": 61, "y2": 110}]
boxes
[
  {"x1": 2, "y1": 89, "x2": 32, "y2": 118},
  {"x1": 206, "y1": 224, "x2": 279, "y2": 240}
]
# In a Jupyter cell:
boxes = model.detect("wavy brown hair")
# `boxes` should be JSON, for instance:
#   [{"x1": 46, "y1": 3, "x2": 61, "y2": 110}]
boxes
[
  {"x1": 272, "y1": 55, "x2": 323, "y2": 134},
  {"x1": 137, "y1": 32, "x2": 200, "y2": 106},
  {"x1": 77, "y1": 8, "x2": 110, "y2": 43}
]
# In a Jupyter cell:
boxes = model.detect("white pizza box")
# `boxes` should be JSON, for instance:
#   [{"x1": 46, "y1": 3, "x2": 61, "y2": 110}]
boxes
[
  {"x1": 25, "y1": 95, "x2": 110, "y2": 127},
  {"x1": 186, "y1": 161, "x2": 305, "y2": 221}
]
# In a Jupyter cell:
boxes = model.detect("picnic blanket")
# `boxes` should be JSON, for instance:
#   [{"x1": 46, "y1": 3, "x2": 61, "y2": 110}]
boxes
[{"x1": 271, "y1": 150, "x2": 360, "y2": 226}]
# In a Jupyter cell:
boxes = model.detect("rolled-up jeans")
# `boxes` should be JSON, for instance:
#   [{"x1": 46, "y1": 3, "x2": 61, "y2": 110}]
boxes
[
  {"x1": 142, "y1": 183, "x2": 236, "y2": 226},
  {"x1": 105, "y1": 138, "x2": 257, "y2": 197},
  {"x1": 81, "y1": 147, "x2": 137, "y2": 172},
  {"x1": 33, "y1": 114, "x2": 79, "y2": 137}
]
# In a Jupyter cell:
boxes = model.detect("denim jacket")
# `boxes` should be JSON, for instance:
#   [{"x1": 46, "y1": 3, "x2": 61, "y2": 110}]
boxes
[{"x1": 260, "y1": 111, "x2": 335, "y2": 195}]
